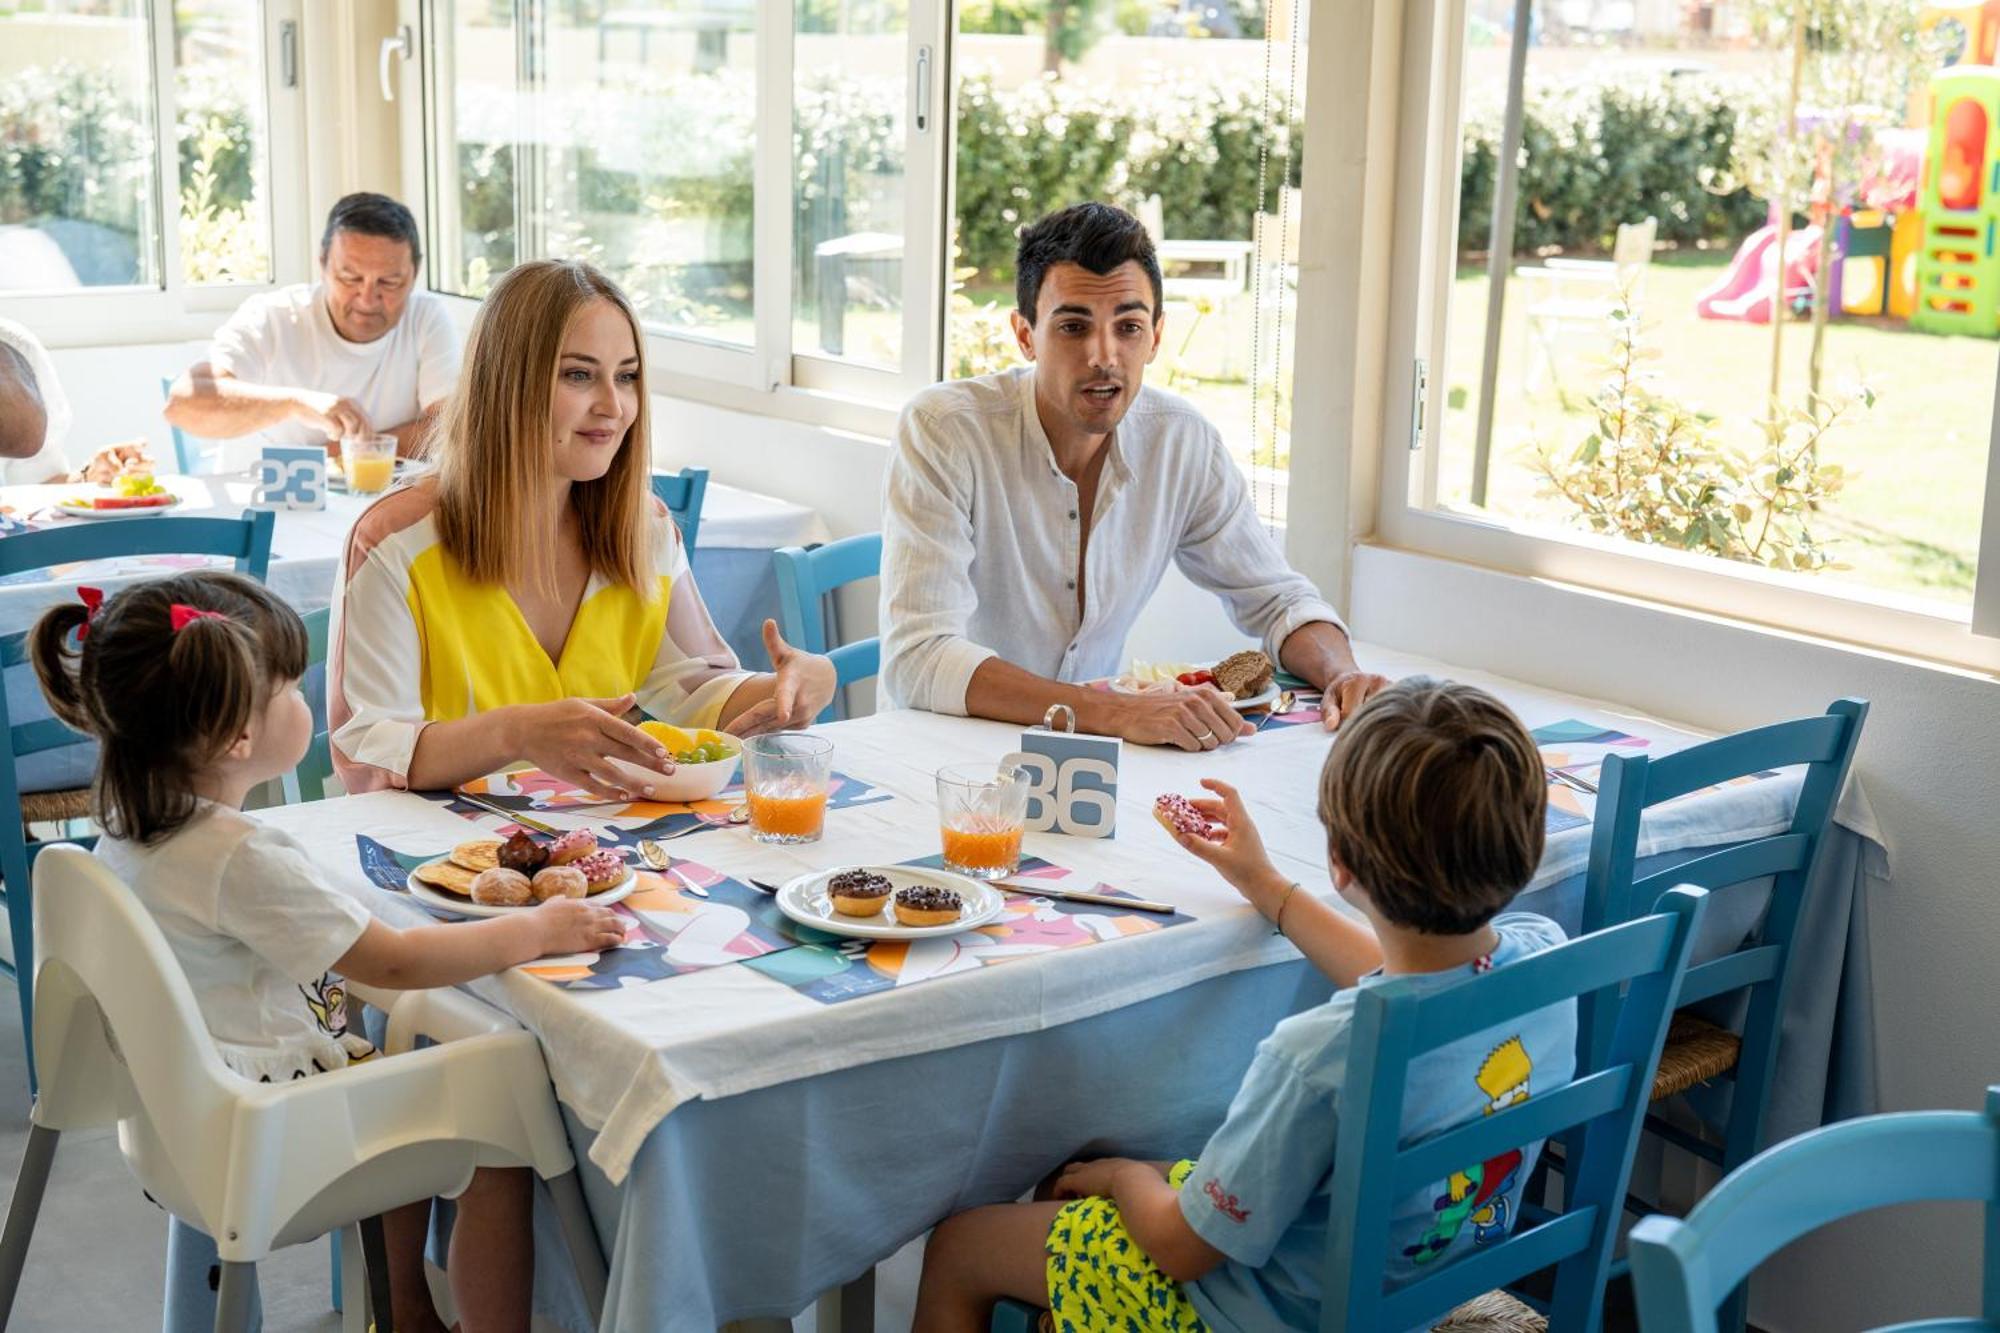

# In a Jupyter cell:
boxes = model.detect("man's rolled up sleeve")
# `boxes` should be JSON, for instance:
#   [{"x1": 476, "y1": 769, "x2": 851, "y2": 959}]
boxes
[{"x1": 878, "y1": 406, "x2": 995, "y2": 715}]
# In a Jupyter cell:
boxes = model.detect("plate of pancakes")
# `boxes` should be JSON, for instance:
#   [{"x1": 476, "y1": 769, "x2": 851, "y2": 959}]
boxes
[{"x1": 407, "y1": 838, "x2": 638, "y2": 918}]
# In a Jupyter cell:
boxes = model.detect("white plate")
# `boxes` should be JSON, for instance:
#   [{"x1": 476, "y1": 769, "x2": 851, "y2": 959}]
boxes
[
  {"x1": 55, "y1": 496, "x2": 181, "y2": 520},
  {"x1": 775, "y1": 864, "x2": 1004, "y2": 940},
  {"x1": 406, "y1": 863, "x2": 638, "y2": 918},
  {"x1": 1228, "y1": 682, "x2": 1280, "y2": 711}
]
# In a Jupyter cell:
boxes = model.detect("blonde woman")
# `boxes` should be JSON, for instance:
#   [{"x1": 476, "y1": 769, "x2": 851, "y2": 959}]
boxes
[{"x1": 330, "y1": 260, "x2": 835, "y2": 797}]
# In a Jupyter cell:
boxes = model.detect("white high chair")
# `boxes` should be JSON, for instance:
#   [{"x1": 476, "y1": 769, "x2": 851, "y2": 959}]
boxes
[{"x1": 0, "y1": 845, "x2": 608, "y2": 1332}]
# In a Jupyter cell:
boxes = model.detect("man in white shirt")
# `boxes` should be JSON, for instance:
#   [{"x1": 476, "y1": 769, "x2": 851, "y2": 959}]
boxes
[
  {"x1": 0, "y1": 315, "x2": 150, "y2": 485},
  {"x1": 164, "y1": 193, "x2": 459, "y2": 459},
  {"x1": 881, "y1": 202, "x2": 1386, "y2": 751}
]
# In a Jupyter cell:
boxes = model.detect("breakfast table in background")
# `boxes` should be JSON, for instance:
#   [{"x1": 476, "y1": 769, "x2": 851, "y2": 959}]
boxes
[
  {"x1": 0, "y1": 471, "x2": 828, "y2": 792},
  {"x1": 224, "y1": 642, "x2": 1885, "y2": 1333}
]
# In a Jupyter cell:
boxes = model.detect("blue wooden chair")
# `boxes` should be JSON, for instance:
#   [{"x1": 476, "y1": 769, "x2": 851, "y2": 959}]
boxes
[
  {"x1": 651, "y1": 467, "x2": 710, "y2": 555},
  {"x1": 772, "y1": 533, "x2": 881, "y2": 724},
  {"x1": 0, "y1": 511, "x2": 276, "y2": 1092},
  {"x1": 159, "y1": 375, "x2": 218, "y2": 477},
  {"x1": 1630, "y1": 1087, "x2": 2000, "y2": 1333},
  {"x1": 1562, "y1": 699, "x2": 1868, "y2": 1332},
  {"x1": 282, "y1": 607, "x2": 336, "y2": 805},
  {"x1": 996, "y1": 887, "x2": 1709, "y2": 1333}
]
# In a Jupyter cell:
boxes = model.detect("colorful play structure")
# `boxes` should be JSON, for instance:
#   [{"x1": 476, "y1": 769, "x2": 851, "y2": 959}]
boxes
[{"x1": 1697, "y1": 0, "x2": 2000, "y2": 338}]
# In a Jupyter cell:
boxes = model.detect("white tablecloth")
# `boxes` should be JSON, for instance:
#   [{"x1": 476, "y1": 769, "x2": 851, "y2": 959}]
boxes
[{"x1": 249, "y1": 643, "x2": 1878, "y2": 1186}]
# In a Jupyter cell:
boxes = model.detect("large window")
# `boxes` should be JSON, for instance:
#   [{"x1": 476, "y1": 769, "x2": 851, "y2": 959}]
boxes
[
  {"x1": 423, "y1": 0, "x2": 946, "y2": 395},
  {"x1": 1382, "y1": 0, "x2": 2000, "y2": 668},
  {"x1": 947, "y1": 0, "x2": 1307, "y2": 520},
  {"x1": 0, "y1": 1, "x2": 296, "y2": 316}
]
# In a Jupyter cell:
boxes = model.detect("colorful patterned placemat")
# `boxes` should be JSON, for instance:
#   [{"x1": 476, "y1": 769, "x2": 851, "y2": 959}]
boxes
[
  {"x1": 354, "y1": 836, "x2": 796, "y2": 990},
  {"x1": 744, "y1": 853, "x2": 1197, "y2": 1006},
  {"x1": 1532, "y1": 719, "x2": 1778, "y2": 835},
  {"x1": 422, "y1": 766, "x2": 894, "y2": 854}
]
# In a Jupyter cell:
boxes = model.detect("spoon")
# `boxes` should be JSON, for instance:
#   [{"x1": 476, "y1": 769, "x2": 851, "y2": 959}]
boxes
[
  {"x1": 637, "y1": 839, "x2": 709, "y2": 897},
  {"x1": 1255, "y1": 691, "x2": 1297, "y2": 730}
]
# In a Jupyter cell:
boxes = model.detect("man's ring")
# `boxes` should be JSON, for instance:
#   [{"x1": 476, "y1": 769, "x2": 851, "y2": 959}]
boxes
[{"x1": 1196, "y1": 729, "x2": 1216, "y2": 743}]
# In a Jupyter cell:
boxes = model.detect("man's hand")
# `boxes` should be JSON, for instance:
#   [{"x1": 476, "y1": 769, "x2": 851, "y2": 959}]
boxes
[
  {"x1": 293, "y1": 389, "x2": 374, "y2": 444},
  {"x1": 1110, "y1": 686, "x2": 1253, "y2": 752},
  {"x1": 1320, "y1": 669, "x2": 1391, "y2": 731},
  {"x1": 74, "y1": 440, "x2": 155, "y2": 487}
]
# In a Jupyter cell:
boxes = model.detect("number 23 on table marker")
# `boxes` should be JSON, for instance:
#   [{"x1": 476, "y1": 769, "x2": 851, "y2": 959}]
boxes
[
  {"x1": 1006, "y1": 704, "x2": 1120, "y2": 839},
  {"x1": 251, "y1": 446, "x2": 327, "y2": 512}
]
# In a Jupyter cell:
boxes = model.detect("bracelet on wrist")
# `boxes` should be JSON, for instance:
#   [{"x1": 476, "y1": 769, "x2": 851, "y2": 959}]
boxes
[{"x1": 1270, "y1": 880, "x2": 1300, "y2": 935}]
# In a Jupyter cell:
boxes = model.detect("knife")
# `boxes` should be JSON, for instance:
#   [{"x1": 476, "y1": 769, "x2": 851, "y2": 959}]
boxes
[
  {"x1": 453, "y1": 789, "x2": 562, "y2": 837},
  {"x1": 995, "y1": 880, "x2": 1177, "y2": 915}
]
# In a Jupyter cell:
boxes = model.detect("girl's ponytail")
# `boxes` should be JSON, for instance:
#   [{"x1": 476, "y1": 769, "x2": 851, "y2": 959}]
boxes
[{"x1": 28, "y1": 601, "x2": 98, "y2": 737}]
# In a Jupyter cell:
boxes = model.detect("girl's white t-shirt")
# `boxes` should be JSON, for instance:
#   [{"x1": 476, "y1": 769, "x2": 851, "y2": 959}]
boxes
[{"x1": 95, "y1": 803, "x2": 374, "y2": 1082}]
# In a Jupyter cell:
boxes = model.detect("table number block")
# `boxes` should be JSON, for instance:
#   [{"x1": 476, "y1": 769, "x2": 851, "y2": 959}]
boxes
[
  {"x1": 1005, "y1": 704, "x2": 1120, "y2": 839},
  {"x1": 250, "y1": 446, "x2": 327, "y2": 512}
]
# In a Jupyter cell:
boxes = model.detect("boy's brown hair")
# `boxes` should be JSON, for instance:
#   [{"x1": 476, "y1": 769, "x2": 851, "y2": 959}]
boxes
[{"x1": 1316, "y1": 676, "x2": 1546, "y2": 935}]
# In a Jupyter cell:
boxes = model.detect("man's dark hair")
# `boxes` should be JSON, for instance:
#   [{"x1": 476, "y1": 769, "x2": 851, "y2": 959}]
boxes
[
  {"x1": 320, "y1": 192, "x2": 422, "y2": 269},
  {"x1": 1015, "y1": 202, "x2": 1163, "y2": 323}
]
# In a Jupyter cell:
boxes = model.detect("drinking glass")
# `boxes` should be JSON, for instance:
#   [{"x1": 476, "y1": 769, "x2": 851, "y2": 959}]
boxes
[
  {"x1": 743, "y1": 734, "x2": 833, "y2": 844},
  {"x1": 342, "y1": 433, "x2": 397, "y2": 494},
  {"x1": 936, "y1": 760, "x2": 1028, "y2": 879}
]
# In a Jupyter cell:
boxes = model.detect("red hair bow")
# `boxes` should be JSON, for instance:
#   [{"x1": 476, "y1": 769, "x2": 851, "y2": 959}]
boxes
[
  {"x1": 169, "y1": 605, "x2": 229, "y2": 633},
  {"x1": 76, "y1": 586, "x2": 104, "y2": 641}
]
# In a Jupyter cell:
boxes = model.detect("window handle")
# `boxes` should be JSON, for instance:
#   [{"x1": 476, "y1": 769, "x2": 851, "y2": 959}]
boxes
[
  {"x1": 280, "y1": 20, "x2": 298, "y2": 88},
  {"x1": 380, "y1": 24, "x2": 413, "y2": 103},
  {"x1": 914, "y1": 45, "x2": 932, "y2": 133}
]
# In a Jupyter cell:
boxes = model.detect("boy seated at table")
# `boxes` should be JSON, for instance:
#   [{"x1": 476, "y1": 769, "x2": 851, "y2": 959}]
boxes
[{"x1": 912, "y1": 677, "x2": 1576, "y2": 1332}]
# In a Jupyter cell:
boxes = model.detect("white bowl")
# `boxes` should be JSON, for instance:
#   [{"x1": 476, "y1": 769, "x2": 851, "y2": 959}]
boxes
[{"x1": 605, "y1": 747, "x2": 741, "y2": 803}]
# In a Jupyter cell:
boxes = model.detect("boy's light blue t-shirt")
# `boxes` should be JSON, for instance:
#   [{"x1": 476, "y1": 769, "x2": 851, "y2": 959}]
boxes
[{"x1": 1180, "y1": 912, "x2": 1578, "y2": 1333}]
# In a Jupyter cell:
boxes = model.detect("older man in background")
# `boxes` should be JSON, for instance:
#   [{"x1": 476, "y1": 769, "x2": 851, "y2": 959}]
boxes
[{"x1": 166, "y1": 192, "x2": 459, "y2": 459}]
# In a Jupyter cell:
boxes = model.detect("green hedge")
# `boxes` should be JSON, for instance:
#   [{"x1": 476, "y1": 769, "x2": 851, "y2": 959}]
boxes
[{"x1": 1458, "y1": 72, "x2": 1767, "y2": 255}]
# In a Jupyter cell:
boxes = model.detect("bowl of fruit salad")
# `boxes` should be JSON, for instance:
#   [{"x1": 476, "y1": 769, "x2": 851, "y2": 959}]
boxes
[{"x1": 602, "y1": 722, "x2": 742, "y2": 802}]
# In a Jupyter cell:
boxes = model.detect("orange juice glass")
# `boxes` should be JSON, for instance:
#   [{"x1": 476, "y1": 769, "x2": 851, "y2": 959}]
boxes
[
  {"x1": 743, "y1": 734, "x2": 833, "y2": 844},
  {"x1": 343, "y1": 432, "x2": 397, "y2": 494},
  {"x1": 936, "y1": 761, "x2": 1029, "y2": 879}
]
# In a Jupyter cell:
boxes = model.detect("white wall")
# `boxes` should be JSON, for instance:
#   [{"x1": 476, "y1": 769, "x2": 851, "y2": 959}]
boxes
[
  {"x1": 45, "y1": 342, "x2": 206, "y2": 470},
  {"x1": 1351, "y1": 542, "x2": 2000, "y2": 1332}
]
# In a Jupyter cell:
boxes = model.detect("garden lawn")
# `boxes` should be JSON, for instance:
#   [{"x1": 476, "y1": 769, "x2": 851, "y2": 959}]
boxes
[{"x1": 1438, "y1": 252, "x2": 1996, "y2": 607}]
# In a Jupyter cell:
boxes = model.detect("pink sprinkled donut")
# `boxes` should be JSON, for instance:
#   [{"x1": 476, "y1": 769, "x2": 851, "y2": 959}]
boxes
[
  {"x1": 572, "y1": 849, "x2": 626, "y2": 892},
  {"x1": 546, "y1": 828, "x2": 600, "y2": 866},
  {"x1": 1153, "y1": 793, "x2": 1221, "y2": 842}
]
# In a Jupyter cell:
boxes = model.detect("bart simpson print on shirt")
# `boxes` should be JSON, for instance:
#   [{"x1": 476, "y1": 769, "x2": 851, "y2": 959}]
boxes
[{"x1": 1403, "y1": 1036, "x2": 1534, "y2": 1264}]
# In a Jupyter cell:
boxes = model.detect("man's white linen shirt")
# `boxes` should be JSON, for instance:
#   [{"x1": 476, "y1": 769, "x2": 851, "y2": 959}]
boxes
[{"x1": 880, "y1": 365, "x2": 1344, "y2": 714}]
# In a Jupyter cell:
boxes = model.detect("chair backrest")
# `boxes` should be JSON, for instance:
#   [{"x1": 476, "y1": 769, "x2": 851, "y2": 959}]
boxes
[
  {"x1": 1577, "y1": 700, "x2": 1868, "y2": 1090},
  {"x1": 29, "y1": 845, "x2": 251, "y2": 1224},
  {"x1": 772, "y1": 533, "x2": 882, "y2": 724},
  {"x1": 651, "y1": 467, "x2": 710, "y2": 555},
  {"x1": 1323, "y1": 887, "x2": 1708, "y2": 1333},
  {"x1": 160, "y1": 375, "x2": 204, "y2": 476},
  {"x1": 1613, "y1": 218, "x2": 1658, "y2": 274},
  {"x1": 1629, "y1": 1087, "x2": 2000, "y2": 1333},
  {"x1": 285, "y1": 606, "x2": 335, "y2": 804}
]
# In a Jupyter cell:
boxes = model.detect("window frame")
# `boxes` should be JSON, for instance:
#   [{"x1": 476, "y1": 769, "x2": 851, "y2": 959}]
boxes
[
  {"x1": 410, "y1": 0, "x2": 950, "y2": 412},
  {"x1": 0, "y1": 0, "x2": 310, "y2": 347},
  {"x1": 1378, "y1": 0, "x2": 2000, "y2": 676}
]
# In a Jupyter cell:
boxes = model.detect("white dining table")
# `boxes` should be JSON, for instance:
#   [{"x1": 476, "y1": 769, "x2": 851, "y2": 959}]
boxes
[{"x1": 202, "y1": 642, "x2": 1884, "y2": 1332}]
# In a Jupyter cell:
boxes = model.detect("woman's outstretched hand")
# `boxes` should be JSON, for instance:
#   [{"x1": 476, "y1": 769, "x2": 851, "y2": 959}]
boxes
[{"x1": 727, "y1": 620, "x2": 839, "y2": 735}]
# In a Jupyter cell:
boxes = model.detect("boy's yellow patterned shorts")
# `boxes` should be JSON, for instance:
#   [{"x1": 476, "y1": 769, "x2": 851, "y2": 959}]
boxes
[{"x1": 1043, "y1": 1159, "x2": 1210, "y2": 1333}]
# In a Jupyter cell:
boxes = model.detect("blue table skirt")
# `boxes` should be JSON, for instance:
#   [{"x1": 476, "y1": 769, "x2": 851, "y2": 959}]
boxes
[{"x1": 159, "y1": 830, "x2": 1878, "y2": 1332}]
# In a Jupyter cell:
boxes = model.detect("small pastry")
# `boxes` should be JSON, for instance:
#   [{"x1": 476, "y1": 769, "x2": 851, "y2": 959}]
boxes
[
  {"x1": 572, "y1": 849, "x2": 626, "y2": 893},
  {"x1": 413, "y1": 858, "x2": 477, "y2": 896},
  {"x1": 893, "y1": 884, "x2": 964, "y2": 927},
  {"x1": 530, "y1": 865, "x2": 588, "y2": 902},
  {"x1": 498, "y1": 830, "x2": 549, "y2": 874},
  {"x1": 546, "y1": 828, "x2": 600, "y2": 866},
  {"x1": 470, "y1": 866, "x2": 533, "y2": 907},
  {"x1": 450, "y1": 839, "x2": 502, "y2": 872},
  {"x1": 1154, "y1": 793, "x2": 1221, "y2": 842},
  {"x1": 1212, "y1": 649, "x2": 1275, "y2": 700},
  {"x1": 828, "y1": 869, "x2": 893, "y2": 917}
]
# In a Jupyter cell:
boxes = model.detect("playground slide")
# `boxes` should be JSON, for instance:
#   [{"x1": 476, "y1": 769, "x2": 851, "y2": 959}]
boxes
[{"x1": 1696, "y1": 224, "x2": 1822, "y2": 323}]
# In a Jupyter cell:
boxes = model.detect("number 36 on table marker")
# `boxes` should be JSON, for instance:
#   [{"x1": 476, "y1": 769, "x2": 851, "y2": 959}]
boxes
[
  {"x1": 251, "y1": 446, "x2": 327, "y2": 512},
  {"x1": 1005, "y1": 704, "x2": 1120, "y2": 839}
]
